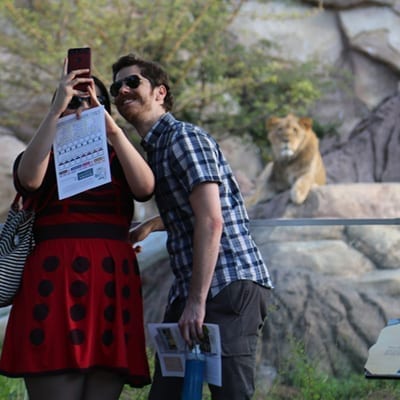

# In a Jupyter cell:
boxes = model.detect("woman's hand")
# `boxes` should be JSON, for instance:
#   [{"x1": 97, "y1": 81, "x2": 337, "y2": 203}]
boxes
[{"x1": 51, "y1": 58, "x2": 92, "y2": 118}]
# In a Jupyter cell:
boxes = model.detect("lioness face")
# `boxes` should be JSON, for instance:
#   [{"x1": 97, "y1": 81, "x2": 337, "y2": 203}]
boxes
[{"x1": 267, "y1": 114, "x2": 311, "y2": 161}]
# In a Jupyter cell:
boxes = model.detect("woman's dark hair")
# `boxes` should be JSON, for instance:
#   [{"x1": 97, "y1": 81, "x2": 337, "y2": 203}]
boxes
[
  {"x1": 51, "y1": 75, "x2": 111, "y2": 114},
  {"x1": 111, "y1": 53, "x2": 174, "y2": 112},
  {"x1": 92, "y1": 75, "x2": 111, "y2": 114}
]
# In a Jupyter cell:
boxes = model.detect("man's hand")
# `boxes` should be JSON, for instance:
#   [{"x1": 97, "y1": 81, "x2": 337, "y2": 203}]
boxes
[{"x1": 178, "y1": 299, "x2": 205, "y2": 346}]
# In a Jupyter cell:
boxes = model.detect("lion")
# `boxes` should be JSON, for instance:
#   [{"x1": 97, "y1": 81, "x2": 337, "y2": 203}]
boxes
[{"x1": 246, "y1": 114, "x2": 326, "y2": 207}]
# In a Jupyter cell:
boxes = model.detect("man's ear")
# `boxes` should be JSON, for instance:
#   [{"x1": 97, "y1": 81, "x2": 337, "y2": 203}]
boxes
[{"x1": 155, "y1": 85, "x2": 167, "y2": 102}]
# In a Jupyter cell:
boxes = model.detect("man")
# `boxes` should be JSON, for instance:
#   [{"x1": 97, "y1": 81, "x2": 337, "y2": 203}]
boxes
[{"x1": 111, "y1": 53, "x2": 273, "y2": 400}]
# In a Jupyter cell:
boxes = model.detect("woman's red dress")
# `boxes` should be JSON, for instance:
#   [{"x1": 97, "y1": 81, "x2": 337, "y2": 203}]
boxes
[{"x1": 0, "y1": 149, "x2": 151, "y2": 387}]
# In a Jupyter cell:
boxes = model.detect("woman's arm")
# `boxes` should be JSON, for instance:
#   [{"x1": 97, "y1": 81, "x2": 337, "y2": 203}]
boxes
[
  {"x1": 104, "y1": 121, "x2": 155, "y2": 200},
  {"x1": 129, "y1": 215, "x2": 164, "y2": 244},
  {"x1": 18, "y1": 59, "x2": 91, "y2": 191}
]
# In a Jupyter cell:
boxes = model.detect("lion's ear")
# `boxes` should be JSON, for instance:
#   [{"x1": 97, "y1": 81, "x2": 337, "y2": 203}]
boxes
[
  {"x1": 266, "y1": 116, "x2": 280, "y2": 130},
  {"x1": 299, "y1": 117, "x2": 313, "y2": 130}
]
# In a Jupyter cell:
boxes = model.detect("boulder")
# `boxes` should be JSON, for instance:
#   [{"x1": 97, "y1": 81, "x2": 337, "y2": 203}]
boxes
[
  {"x1": 340, "y1": 6, "x2": 400, "y2": 73},
  {"x1": 322, "y1": 93, "x2": 400, "y2": 184},
  {"x1": 248, "y1": 182, "x2": 400, "y2": 219}
]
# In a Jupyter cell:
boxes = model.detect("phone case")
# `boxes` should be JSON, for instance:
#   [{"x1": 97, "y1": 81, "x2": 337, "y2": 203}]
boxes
[{"x1": 67, "y1": 47, "x2": 91, "y2": 92}]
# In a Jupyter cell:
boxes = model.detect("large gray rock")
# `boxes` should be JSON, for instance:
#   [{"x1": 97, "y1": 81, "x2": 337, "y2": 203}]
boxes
[
  {"x1": 351, "y1": 51, "x2": 399, "y2": 110},
  {"x1": 340, "y1": 6, "x2": 400, "y2": 72},
  {"x1": 322, "y1": 93, "x2": 400, "y2": 184},
  {"x1": 248, "y1": 183, "x2": 400, "y2": 219}
]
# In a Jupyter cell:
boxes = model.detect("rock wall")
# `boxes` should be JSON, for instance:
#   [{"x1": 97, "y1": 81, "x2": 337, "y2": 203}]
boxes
[{"x1": 230, "y1": 0, "x2": 400, "y2": 140}]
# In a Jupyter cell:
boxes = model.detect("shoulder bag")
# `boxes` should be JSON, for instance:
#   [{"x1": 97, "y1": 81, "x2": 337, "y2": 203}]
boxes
[{"x1": 0, "y1": 193, "x2": 35, "y2": 307}]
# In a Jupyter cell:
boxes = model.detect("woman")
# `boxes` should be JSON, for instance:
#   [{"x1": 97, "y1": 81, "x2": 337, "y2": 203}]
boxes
[{"x1": 0, "y1": 59, "x2": 154, "y2": 400}]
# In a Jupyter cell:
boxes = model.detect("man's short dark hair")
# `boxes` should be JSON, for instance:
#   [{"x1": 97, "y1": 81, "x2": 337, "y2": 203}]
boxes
[{"x1": 111, "y1": 54, "x2": 174, "y2": 112}]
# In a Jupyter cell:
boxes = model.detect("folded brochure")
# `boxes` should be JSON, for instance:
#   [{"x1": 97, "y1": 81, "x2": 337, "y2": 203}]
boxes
[{"x1": 148, "y1": 322, "x2": 222, "y2": 386}]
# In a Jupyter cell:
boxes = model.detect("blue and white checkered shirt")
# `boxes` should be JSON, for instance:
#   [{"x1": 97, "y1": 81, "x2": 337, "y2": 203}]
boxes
[{"x1": 141, "y1": 113, "x2": 273, "y2": 304}]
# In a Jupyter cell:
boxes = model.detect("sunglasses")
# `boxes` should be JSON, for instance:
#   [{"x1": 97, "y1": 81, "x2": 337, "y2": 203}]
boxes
[
  {"x1": 109, "y1": 75, "x2": 141, "y2": 97},
  {"x1": 67, "y1": 95, "x2": 107, "y2": 110}
]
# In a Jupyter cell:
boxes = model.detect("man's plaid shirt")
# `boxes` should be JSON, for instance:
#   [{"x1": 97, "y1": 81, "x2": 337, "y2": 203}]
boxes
[{"x1": 141, "y1": 113, "x2": 273, "y2": 304}]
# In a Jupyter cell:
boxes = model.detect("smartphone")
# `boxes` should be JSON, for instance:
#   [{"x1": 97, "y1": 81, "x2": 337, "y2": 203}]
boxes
[{"x1": 67, "y1": 47, "x2": 91, "y2": 92}]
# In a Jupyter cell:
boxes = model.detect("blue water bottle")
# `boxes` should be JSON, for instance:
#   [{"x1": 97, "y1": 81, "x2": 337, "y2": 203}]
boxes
[{"x1": 181, "y1": 344, "x2": 205, "y2": 400}]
